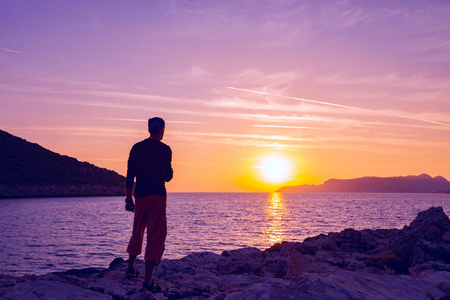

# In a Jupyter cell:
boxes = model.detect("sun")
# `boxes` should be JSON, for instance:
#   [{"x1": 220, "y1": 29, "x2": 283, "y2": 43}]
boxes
[{"x1": 257, "y1": 154, "x2": 292, "y2": 184}]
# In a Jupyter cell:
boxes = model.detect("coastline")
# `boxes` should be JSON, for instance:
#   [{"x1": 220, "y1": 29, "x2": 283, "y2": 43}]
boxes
[
  {"x1": 1, "y1": 206, "x2": 449, "y2": 299},
  {"x1": 0, "y1": 184, "x2": 125, "y2": 199}
]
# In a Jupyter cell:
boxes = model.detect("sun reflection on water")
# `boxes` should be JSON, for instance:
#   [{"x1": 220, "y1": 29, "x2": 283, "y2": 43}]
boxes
[{"x1": 263, "y1": 192, "x2": 287, "y2": 245}]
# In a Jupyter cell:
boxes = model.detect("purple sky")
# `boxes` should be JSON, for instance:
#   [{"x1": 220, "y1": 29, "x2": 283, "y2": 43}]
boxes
[{"x1": 1, "y1": 1, "x2": 449, "y2": 192}]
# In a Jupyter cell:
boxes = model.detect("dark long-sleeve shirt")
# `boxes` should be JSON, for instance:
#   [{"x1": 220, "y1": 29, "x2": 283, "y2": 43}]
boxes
[{"x1": 125, "y1": 138, "x2": 173, "y2": 198}]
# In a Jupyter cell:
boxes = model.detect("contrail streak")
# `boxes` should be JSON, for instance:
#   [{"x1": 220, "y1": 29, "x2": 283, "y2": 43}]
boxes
[
  {"x1": 253, "y1": 125, "x2": 322, "y2": 129},
  {"x1": 0, "y1": 47, "x2": 30, "y2": 55},
  {"x1": 227, "y1": 87, "x2": 450, "y2": 128}
]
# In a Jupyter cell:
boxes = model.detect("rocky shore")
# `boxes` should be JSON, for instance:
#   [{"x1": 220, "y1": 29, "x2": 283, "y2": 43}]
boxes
[{"x1": 1, "y1": 207, "x2": 449, "y2": 299}]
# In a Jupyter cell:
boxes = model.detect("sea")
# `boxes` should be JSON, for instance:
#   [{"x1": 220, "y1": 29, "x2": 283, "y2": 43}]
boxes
[{"x1": 0, "y1": 193, "x2": 449, "y2": 276}]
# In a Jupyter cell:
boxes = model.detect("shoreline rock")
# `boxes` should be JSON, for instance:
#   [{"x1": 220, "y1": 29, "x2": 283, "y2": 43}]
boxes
[{"x1": 1, "y1": 207, "x2": 449, "y2": 299}]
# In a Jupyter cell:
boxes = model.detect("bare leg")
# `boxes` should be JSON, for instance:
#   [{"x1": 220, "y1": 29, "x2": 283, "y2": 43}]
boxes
[
  {"x1": 128, "y1": 254, "x2": 137, "y2": 270},
  {"x1": 144, "y1": 261, "x2": 155, "y2": 284}
]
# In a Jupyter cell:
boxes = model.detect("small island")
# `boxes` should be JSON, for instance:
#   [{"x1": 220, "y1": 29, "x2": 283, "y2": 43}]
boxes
[
  {"x1": 278, "y1": 174, "x2": 450, "y2": 193},
  {"x1": 1, "y1": 206, "x2": 449, "y2": 299}
]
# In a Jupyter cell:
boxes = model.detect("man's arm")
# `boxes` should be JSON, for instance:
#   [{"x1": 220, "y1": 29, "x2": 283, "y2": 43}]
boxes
[
  {"x1": 125, "y1": 146, "x2": 136, "y2": 192},
  {"x1": 125, "y1": 147, "x2": 135, "y2": 212},
  {"x1": 162, "y1": 147, "x2": 173, "y2": 182},
  {"x1": 125, "y1": 186, "x2": 133, "y2": 201},
  {"x1": 125, "y1": 186, "x2": 134, "y2": 212}
]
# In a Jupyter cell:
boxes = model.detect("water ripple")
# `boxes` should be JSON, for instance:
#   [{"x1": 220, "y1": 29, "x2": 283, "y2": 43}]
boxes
[{"x1": 0, "y1": 193, "x2": 449, "y2": 275}]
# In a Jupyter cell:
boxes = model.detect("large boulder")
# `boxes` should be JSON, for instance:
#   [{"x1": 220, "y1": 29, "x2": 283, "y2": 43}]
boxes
[{"x1": 390, "y1": 206, "x2": 450, "y2": 266}]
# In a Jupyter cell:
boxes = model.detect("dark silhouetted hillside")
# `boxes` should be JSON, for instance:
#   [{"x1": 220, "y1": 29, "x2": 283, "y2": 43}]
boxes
[
  {"x1": 0, "y1": 130, "x2": 125, "y2": 198},
  {"x1": 277, "y1": 174, "x2": 450, "y2": 193}
]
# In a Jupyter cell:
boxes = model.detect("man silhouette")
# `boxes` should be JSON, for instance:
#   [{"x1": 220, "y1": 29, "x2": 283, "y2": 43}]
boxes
[{"x1": 124, "y1": 117, "x2": 173, "y2": 293}]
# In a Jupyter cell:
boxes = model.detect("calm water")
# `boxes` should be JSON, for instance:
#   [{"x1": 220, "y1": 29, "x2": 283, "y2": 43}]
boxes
[{"x1": 0, "y1": 193, "x2": 449, "y2": 276}]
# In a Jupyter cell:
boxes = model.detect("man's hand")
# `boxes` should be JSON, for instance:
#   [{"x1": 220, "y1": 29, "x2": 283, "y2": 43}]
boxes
[{"x1": 125, "y1": 199, "x2": 135, "y2": 212}]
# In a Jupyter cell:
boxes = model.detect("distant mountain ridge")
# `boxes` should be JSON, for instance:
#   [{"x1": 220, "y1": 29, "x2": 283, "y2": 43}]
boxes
[
  {"x1": 0, "y1": 130, "x2": 125, "y2": 198},
  {"x1": 277, "y1": 174, "x2": 450, "y2": 193}
]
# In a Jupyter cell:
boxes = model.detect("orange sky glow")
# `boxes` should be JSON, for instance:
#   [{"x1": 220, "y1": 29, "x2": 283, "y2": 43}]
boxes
[{"x1": 1, "y1": 1, "x2": 449, "y2": 192}]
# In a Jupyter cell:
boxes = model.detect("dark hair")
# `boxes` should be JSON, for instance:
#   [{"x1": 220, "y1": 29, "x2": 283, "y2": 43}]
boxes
[{"x1": 148, "y1": 117, "x2": 165, "y2": 135}]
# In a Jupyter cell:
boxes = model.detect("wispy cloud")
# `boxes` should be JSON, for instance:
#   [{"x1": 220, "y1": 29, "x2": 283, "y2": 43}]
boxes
[
  {"x1": 4, "y1": 126, "x2": 143, "y2": 137},
  {"x1": 226, "y1": 69, "x2": 300, "y2": 93},
  {"x1": 320, "y1": 4, "x2": 405, "y2": 30},
  {"x1": 82, "y1": 117, "x2": 203, "y2": 125},
  {"x1": 213, "y1": 83, "x2": 450, "y2": 128},
  {"x1": 171, "y1": 130, "x2": 312, "y2": 142},
  {"x1": 227, "y1": 87, "x2": 450, "y2": 128},
  {"x1": 408, "y1": 31, "x2": 450, "y2": 62},
  {"x1": 252, "y1": 125, "x2": 326, "y2": 130},
  {"x1": 169, "y1": 130, "x2": 306, "y2": 148},
  {"x1": 206, "y1": 95, "x2": 340, "y2": 116},
  {"x1": 6, "y1": 82, "x2": 449, "y2": 132},
  {"x1": 156, "y1": 65, "x2": 215, "y2": 85},
  {"x1": 190, "y1": 65, "x2": 212, "y2": 81},
  {"x1": 168, "y1": 128, "x2": 450, "y2": 151},
  {"x1": 0, "y1": 82, "x2": 201, "y2": 106},
  {"x1": 43, "y1": 98, "x2": 198, "y2": 116},
  {"x1": 69, "y1": 89, "x2": 193, "y2": 104},
  {"x1": 30, "y1": 76, "x2": 120, "y2": 90},
  {"x1": 0, "y1": 47, "x2": 29, "y2": 55},
  {"x1": 0, "y1": 83, "x2": 56, "y2": 94},
  {"x1": 316, "y1": 72, "x2": 450, "y2": 90},
  {"x1": 167, "y1": 120, "x2": 203, "y2": 125}
]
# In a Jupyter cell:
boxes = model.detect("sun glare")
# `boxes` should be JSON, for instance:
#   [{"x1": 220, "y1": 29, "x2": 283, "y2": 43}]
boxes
[{"x1": 257, "y1": 154, "x2": 292, "y2": 184}]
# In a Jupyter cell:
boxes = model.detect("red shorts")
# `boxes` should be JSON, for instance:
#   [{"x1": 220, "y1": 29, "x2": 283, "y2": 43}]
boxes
[{"x1": 126, "y1": 195, "x2": 167, "y2": 264}]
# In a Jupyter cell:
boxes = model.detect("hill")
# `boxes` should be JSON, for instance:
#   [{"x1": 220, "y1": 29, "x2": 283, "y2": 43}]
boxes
[
  {"x1": 0, "y1": 130, "x2": 125, "y2": 198},
  {"x1": 277, "y1": 174, "x2": 450, "y2": 193}
]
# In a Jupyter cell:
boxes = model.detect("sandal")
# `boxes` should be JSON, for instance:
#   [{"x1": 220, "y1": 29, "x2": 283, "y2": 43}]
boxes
[
  {"x1": 125, "y1": 268, "x2": 140, "y2": 278},
  {"x1": 142, "y1": 281, "x2": 163, "y2": 293}
]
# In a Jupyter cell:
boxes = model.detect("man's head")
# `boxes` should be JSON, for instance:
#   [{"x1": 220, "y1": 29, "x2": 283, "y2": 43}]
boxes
[{"x1": 148, "y1": 117, "x2": 165, "y2": 140}]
